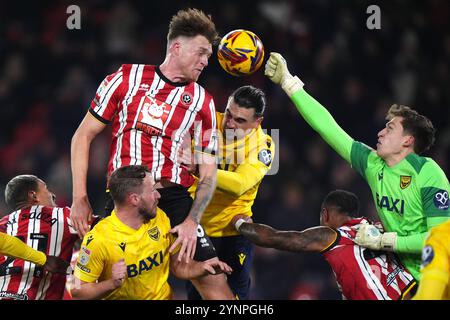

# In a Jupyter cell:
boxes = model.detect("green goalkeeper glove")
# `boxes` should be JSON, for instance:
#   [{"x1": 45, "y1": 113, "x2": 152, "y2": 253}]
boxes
[
  {"x1": 354, "y1": 224, "x2": 397, "y2": 251},
  {"x1": 264, "y1": 52, "x2": 304, "y2": 97}
]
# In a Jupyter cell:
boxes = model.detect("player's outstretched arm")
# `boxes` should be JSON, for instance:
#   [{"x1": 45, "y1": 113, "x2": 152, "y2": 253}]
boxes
[
  {"x1": 0, "y1": 232, "x2": 47, "y2": 266},
  {"x1": 216, "y1": 164, "x2": 265, "y2": 197},
  {"x1": 71, "y1": 112, "x2": 106, "y2": 238},
  {"x1": 265, "y1": 52, "x2": 355, "y2": 163},
  {"x1": 232, "y1": 215, "x2": 337, "y2": 252}
]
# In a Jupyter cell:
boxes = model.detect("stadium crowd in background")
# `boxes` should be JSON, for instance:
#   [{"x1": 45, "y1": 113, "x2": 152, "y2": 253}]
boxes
[{"x1": 0, "y1": 0, "x2": 449, "y2": 299}]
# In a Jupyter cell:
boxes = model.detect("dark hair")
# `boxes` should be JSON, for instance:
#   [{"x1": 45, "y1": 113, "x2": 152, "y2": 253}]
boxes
[
  {"x1": 167, "y1": 8, "x2": 219, "y2": 45},
  {"x1": 109, "y1": 165, "x2": 151, "y2": 205},
  {"x1": 322, "y1": 190, "x2": 360, "y2": 218},
  {"x1": 5, "y1": 175, "x2": 40, "y2": 210},
  {"x1": 386, "y1": 104, "x2": 435, "y2": 154},
  {"x1": 231, "y1": 85, "x2": 266, "y2": 118}
]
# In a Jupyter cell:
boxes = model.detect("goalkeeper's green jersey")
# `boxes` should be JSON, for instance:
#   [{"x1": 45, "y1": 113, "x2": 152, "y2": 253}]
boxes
[
  {"x1": 290, "y1": 88, "x2": 450, "y2": 280},
  {"x1": 351, "y1": 142, "x2": 449, "y2": 280}
]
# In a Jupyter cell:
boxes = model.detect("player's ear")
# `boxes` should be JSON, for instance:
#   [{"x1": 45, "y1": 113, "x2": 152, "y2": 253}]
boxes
[
  {"x1": 128, "y1": 193, "x2": 140, "y2": 206},
  {"x1": 169, "y1": 40, "x2": 182, "y2": 57},
  {"x1": 403, "y1": 135, "x2": 414, "y2": 149}
]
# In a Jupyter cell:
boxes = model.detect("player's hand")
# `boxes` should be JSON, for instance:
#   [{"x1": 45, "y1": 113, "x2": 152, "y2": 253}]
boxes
[
  {"x1": 111, "y1": 259, "x2": 127, "y2": 289},
  {"x1": 71, "y1": 197, "x2": 93, "y2": 238},
  {"x1": 201, "y1": 258, "x2": 233, "y2": 276},
  {"x1": 43, "y1": 255, "x2": 70, "y2": 274},
  {"x1": 230, "y1": 214, "x2": 253, "y2": 231},
  {"x1": 169, "y1": 217, "x2": 198, "y2": 263},
  {"x1": 373, "y1": 221, "x2": 385, "y2": 233},
  {"x1": 264, "y1": 52, "x2": 304, "y2": 97},
  {"x1": 354, "y1": 224, "x2": 397, "y2": 251},
  {"x1": 354, "y1": 224, "x2": 382, "y2": 249}
]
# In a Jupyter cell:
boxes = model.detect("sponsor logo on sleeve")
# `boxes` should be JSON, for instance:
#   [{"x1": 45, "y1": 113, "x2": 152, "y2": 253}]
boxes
[
  {"x1": 76, "y1": 262, "x2": 91, "y2": 273},
  {"x1": 258, "y1": 149, "x2": 272, "y2": 166},
  {"x1": 79, "y1": 247, "x2": 91, "y2": 266},
  {"x1": 96, "y1": 79, "x2": 108, "y2": 96},
  {"x1": 421, "y1": 245, "x2": 434, "y2": 268},
  {"x1": 433, "y1": 190, "x2": 449, "y2": 210}
]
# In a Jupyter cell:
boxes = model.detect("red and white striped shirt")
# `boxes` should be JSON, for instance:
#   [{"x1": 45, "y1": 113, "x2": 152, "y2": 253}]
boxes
[
  {"x1": 90, "y1": 64, "x2": 218, "y2": 187},
  {"x1": 322, "y1": 218, "x2": 416, "y2": 300},
  {"x1": 0, "y1": 206, "x2": 78, "y2": 300}
]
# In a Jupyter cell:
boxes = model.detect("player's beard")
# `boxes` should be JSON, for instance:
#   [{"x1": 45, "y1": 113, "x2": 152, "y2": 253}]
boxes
[{"x1": 137, "y1": 202, "x2": 156, "y2": 223}]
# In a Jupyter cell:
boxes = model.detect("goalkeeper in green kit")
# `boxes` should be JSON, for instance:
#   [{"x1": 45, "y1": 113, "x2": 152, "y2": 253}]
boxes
[{"x1": 265, "y1": 52, "x2": 450, "y2": 281}]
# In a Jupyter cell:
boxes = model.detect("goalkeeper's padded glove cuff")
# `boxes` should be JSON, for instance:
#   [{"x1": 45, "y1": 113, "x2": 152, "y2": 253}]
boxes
[
  {"x1": 381, "y1": 232, "x2": 397, "y2": 251},
  {"x1": 234, "y1": 218, "x2": 247, "y2": 231},
  {"x1": 281, "y1": 76, "x2": 304, "y2": 97}
]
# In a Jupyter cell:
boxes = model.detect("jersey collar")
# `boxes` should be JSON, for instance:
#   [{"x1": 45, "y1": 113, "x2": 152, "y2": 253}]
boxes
[{"x1": 155, "y1": 65, "x2": 189, "y2": 87}]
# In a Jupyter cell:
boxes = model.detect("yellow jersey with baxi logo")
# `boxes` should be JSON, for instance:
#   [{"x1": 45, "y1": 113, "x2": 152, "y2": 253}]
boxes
[{"x1": 74, "y1": 209, "x2": 174, "y2": 300}]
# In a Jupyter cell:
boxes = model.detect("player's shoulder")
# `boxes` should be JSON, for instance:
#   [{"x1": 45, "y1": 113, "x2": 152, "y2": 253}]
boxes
[
  {"x1": 112, "y1": 63, "x2": 153, "y2": 77},
  {"x1": 81, "y1": 225, "x2": 105, "y2": 252},
  {"x1": 153, "y1": 208, "x2": 171, "y2": 230},
  {"x1": 193, "y1": 82, "x2": 214, "y2": 102},
  {"x1": 351, "y1": 140, "x2": 381, "y2": 165},
  {"x1": 89, "y1": 215, "x2": 114, "y2": 233},
  {"x1": 429, "y1": 220, "x2": 450, "y2": 237},
  {"x1": 258, "y1": 126, "x2": 274, "y2": 148},
  {"x1": 404, "y1": 153, "x2": 445, "y2": 175}
]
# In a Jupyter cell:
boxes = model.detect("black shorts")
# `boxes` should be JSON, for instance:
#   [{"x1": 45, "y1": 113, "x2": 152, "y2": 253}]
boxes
[
  {"x1": 105, "y1": 186, "x2": 217, "y2": 261},
  {"x1": 187, "y1": 235, "x2": 254, "y2": 300}
]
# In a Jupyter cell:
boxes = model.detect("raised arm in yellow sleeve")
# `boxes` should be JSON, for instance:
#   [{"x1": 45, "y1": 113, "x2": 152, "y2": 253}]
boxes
[
  {"x1": 0, "y1": 232, "x2": 46, "y2": 266},
  {"x1": 216, "y1": 163, "x2": 267, "y2": 197}
]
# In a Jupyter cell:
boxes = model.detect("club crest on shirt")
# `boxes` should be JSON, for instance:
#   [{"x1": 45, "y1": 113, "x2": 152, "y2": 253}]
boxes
[
  {"x1": 148, "y1": 226, "x2": 160, "y2": 241},
  {"x1": 181, "y1": 92, "x2": 193, "y2": 106},
  {"x1": 400, "y1": 175, "x2": 411, "y2": 189}
]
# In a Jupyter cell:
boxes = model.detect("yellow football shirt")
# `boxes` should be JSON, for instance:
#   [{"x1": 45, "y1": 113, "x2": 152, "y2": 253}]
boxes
[
  {"x1": 189, "y1": 112, "x2": 275, "y2": 237},
  {"x1": 74, "y1": 209, "x2": 174, "y2": 300},
  {"x1": 413, "y1": 220, "x2": 450, "y2": 299}
]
